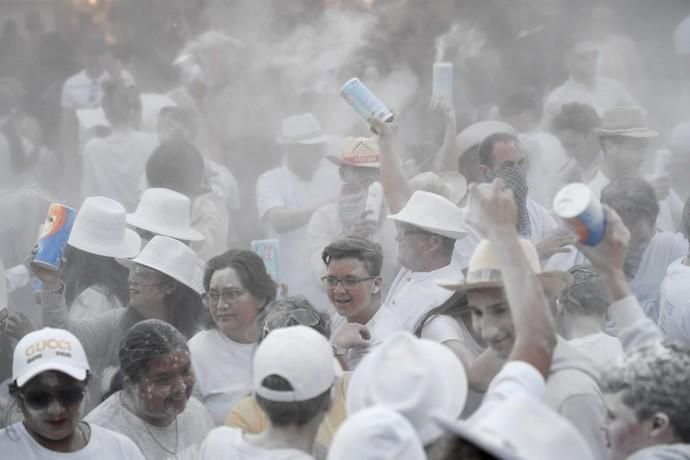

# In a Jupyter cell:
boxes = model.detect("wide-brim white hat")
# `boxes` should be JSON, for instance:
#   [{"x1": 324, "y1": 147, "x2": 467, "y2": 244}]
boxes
[
  {"x1": 118, "y1": 235, "x2": 204, "y2": 294},
  {"x1": 68, "y1": 196, "x2": 141, "y2": 259},
  {"x1": 276, "y1": 112, "x2": 331, "y2": 145},
  {"x1": 434, "y1": 392, "x2": 595, "y2": 460},
  {"x1": 388, "y1": 190, "x2": 468, "y2": 240},
  {"x1": 347, "y1": 332, "x2": 468, "y2": 445},
  {"x1": 440, "y1": 239, "x2": 572, "y2": 294},
  {"x1": 127, "y1": 188, "x2": 204, "y2": 242}
]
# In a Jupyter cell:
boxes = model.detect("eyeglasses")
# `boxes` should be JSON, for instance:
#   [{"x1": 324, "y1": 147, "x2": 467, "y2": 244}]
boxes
[
  {"x1": 20, "y1": 385, "x2": 86, "y2": 410},
  {"x1": 203, "y1": 288, "x2": 246, "y2": 306},
  {"x1": 321, "y1": 275, "x2": 376, "y2": 289},
  {"x1": 260, "y1": 308, "x2": 322, "y2": 339}
]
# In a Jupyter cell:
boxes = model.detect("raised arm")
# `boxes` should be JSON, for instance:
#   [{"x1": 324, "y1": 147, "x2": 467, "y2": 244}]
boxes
[
  {"x1": 466, "y1": 179, "x2": 556, "y2": 378},
  {"x1": 370, "y1": 118, "x2": 412, "y2": 214}
]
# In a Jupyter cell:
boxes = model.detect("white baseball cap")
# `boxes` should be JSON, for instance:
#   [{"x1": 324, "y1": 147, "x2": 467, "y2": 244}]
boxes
[
  {"x1": 347, "y1": 332, "x2": 468, "y2": 444},
  {"x1": 329, "y1": 406, "x2": 426, "y2": 460},
  {"x1": 13, "y1": 328, "x2": 90, "y2": 388},
  {"x1": 435, "y1": 392, "x2": 595, "y2": 460},
  {"x1": 253, "y1": 325, "x2": 342, "y2": 402}
]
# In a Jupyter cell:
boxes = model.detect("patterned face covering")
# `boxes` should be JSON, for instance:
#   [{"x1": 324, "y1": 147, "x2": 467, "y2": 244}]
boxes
[
  {"x1": 485, "y1": 163, "x2": 531, "y2": 237},
  {"x1": 338, "y1": 167, "x2": 379, "y2": 231}
]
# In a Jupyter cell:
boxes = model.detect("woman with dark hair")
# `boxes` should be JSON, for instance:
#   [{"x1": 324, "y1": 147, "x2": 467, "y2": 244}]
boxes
[
  {"x1": 188, "y1": 249, "x2": 277, "y2": 425},
  {"x1": 37, "y1": 233, "x2": 204, "y2": 408},
  {"x1": 86, "y1": 319, "x2": 214, "y2": 459}
]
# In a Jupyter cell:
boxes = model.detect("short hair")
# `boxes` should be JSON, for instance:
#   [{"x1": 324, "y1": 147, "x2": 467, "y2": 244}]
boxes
[
  {"x1": 477, "y1": 132, "x2": 521, "y2": 168},
  {"x1": 146, "y1": 140, "x2": 205, "y2": 198},
  {"x1": 602, "y1": 341, "x2": 690, "y2": 442},
  {"x1": 557, "y1": 265, "x2": 610, "y2": 317},
  {"x1": 601, "y1": 177, "x2": 659, "y2": 227},
  {"x1": 118, "y1": 319, "x2": 189, "y2": 385},
  {"x1": 101, "y1": 79, "x2": 140, "y2": 127},
  {"x1": 431, "y1": 435, "x2": 500, "y2": 460},
  {"x1": 159, "y1": 106, "x2": 198, "y2": 139},
  {"x1": 203, "y1": 249, "x2": 278, "y2": 303},
  {"x1": 256, "y1": 296, "x2": 331, "y2": 342},
  {"x1": 255, "y1": 376, "x2": 331, "y2": 428},
  {"x1": 321, "y1": 236, "x2": 383, "y2": 277},
  {"x1": 551, "y1": 102, "x2": 602, "y2": 135}
]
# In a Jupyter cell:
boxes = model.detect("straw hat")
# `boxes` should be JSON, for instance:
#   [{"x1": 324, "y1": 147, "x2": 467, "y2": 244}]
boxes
[
  {"x1": 595, "y1": 107, "x2": 658, "y2": 138},
  {"x1": 276, "y1": 113, "x2": 330, "y2": 145},
  {"x1": 326, "y1": 137, "x2": 380, "y2": 168},
  {"x1": 440, "y1": 239, "x2": 572, "y2": 294},
  {"x1": 456, "y1": 120, "x2": 517, "y2": 158},
  {"x1": 388, "y1": 191, "x2": 468, "y2": 240},
  {"x1": 127, "y1": 188, "x2": 204, "y2": 242},
  {"x1": 118, "y1": 236, "x2": 204, "y2": 294},
  {"x1": 68, "y1": 197, "x2": 141, "y2": 259}
]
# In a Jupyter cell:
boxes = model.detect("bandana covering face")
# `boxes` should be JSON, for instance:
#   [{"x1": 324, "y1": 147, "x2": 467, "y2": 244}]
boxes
[
  {"x1": 338, "y1": 167, "x2": 380, "y2": 232},
  {"x1": 485, "y1": 163, "x2": 531, "y2": 237}
]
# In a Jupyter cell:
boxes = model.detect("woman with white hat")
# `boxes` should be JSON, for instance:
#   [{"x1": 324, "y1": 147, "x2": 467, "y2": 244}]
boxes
[
  {"x1": 0, "y1": 327, "x2": 144, "y2": 459},
  {"x1": 86, "y1": 320, "x2": 214, "y2": 459},
  {"x1": 36, "y1": 231, "x2": 205, "y2": 405}
]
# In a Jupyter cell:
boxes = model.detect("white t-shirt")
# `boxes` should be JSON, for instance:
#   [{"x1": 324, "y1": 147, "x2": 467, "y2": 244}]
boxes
[
  {"x1": 454, "y1": 198, "x2": 558, "y2": 269},
  {"x1": 384, "y1": 260, "x2": 464, "y2": 332},
  {"x1": 547, "y1": 232, "x2": 688, "y2": 322},
  {"x1": 199, "y1": 426, "x2": 315, "y2": 460},
  {"x1": 256, "y1": 162, "x2": 341, "y2": 307},
  {"x1": 568, "y1": 332, "x2": 624, "y2": 370},
  {"x1": 330, "y1": 305, "x2": 406, "y2": 370},
  {"x1": 658, "y1": 258, "x2": 690, "y2": 344},
  {"x1": 68, "y1": 285, "x2": 123, "y2": 321},
  {"x1": 521, "y1": 130, "x2": 570, "y2": 209},
  {"x1": 421, "y1": 314, "x2": 484, "y2": 356},
  {"x1": 85, "y1": 392, "x2": 214, "y2": 460},
  {"x1": 81, "y1": 130, "x2": 159, "y2": 211},
  {"x1": 188, "y1": 328, "x2": 255, "y2": 425},
  {"x1": 0, "y1": 421, "x2": 145, "y2": 460},
  {"x1": 61, "y1": 70, "x2": 108, "y2": 110}
]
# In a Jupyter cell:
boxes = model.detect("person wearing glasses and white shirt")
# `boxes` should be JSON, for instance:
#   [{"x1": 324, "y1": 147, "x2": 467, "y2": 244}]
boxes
[
  {"x1": 321, "y1": 237, "x2": 404, "y2": 370},
  {"x1": 188, "y1": 250, "x2": 278, "y2": 425},
  {"x1": 0, "y1": 328, "x2": 144, "y2": 459}
]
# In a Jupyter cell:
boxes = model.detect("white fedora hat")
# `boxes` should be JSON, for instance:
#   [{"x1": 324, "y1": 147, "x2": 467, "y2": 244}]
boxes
[
  {"x1": 118, "y1": 236, "x2": 204, "y2": 294},
  {"x1": 127, "y1": 188, "x2": 204, "y2": 242},
  {"x1": 347, "y1": 332, "x2": 468, "y2": 445},
  {"x1": 68, "y1": 196, "x2": 141, "y2": 259},
  {"x1": 456, "y1": 120, "x2": 517, "y2": 158},
  {"x1": 276, "y1": 113, "x2": 330, "y2": 145},
  {"x1": 440, "y1": 239, "x2": 572, "y2": 294},
  {"x1": 388, "y1": 191, "x2": 468, "y2": 240},
  {"x1": 434, "y1": 392, "x2": 595, "y2": 460}
]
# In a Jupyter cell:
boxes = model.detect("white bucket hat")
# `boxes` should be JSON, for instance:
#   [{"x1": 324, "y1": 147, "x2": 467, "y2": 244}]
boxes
[
  {"x1": 456, "y1": 120, "x2": 517, "y2": 158},
  {"x1": 118, "y1": 236, "x2": 204, "y2": 294},
  {"x1": 388, "y1": 191, "x2": 468, "y2": 240},
  {"x1": 254, "y1": 325, "x2": 342, "y2": 402},
  {"x1": 68, "y1": 196, "x2": 141, "y2": 258},
  {"x1": 440, "y1": 239, "x2": 572, "y2": 295},
  {"x1": 13, "y1": 328, "x2": 90, "y2": 387},
  {"x1": 127, "y1": 188, "x2": 204, "y2": 242},
  {"x1": 329, "y1": 406, "x2": 426, "y2": 460},
  {"x1": 326, "y1": 137, "x2": 380, "y2": 168},
  {"x1": 347, "y1": 332, "x2": 468, "y2": 445},
  {"x1": 276, "y1": 113, "x2": 330, "y2": 145},
  {"x1": 435, "y1": 392, "x2": 595, "y2": 460}
]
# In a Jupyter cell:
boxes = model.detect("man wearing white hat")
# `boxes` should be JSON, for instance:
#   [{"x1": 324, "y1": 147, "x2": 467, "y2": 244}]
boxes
[
  {"x1": 198, "y1": 325, "x2": 340, "y2": 459},
  {"x1": 442, "y1": 180, "x2": 607, "y2": 459},
  {"x1": 256, "y1": 113, "x2": 341, "y2": 305}
]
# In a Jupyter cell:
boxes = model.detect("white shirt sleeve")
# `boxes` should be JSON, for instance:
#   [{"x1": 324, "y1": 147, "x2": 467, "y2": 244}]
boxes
[
  {"x1": 420, "y1": 315, "x2": 463, "y2": 343},
  {"x1": 256, "y1": 172, "x2": 285, "y2": 220},
  {"x1": 473, "y1": 361, "x2": 546, "y2": 420}
]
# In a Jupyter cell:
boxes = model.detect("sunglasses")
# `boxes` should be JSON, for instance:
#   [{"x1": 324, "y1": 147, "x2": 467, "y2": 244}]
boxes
[{"x1": 20, "y1": 385, "x2": 86, "y2": 410}]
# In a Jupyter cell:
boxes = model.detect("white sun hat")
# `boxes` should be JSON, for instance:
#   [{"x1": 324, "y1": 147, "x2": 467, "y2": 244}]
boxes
[
  {"x1": 388, "y1": 190, "x2": 469, "y2": 240},
  {"x1": 253, "y1": 325, "x2": 342, "y2": 402},
  {"x1": 13, "y1": 328, "x2": 90, "y2": 387},
  {"x1": 440, "y1": 239, "x2": 572, "y2": 295},
  {"x1": 68, "y1": 196, "x2": 141, "y2": 258},
  {"x1": 456, "y1": 120, "x2": 517, "y2": 158},
  {"x1": 346, "y1": 332, "x2": 468, "y2": 445},
  {"x1": 276, "y1": 113, "x2": 330, "y2": 145},
  {"x1": 329, "y1": 406, "x2": 426, "y2": 460},
  {"x1": 118, "y1": 235, "x2": 204, "y2": 294},
  {"x1": 434, "y1": 392, "x2": 595, "y2": 460},
  {"x1": 127, "y1": 188, "x2": 204, "y2": 242}
]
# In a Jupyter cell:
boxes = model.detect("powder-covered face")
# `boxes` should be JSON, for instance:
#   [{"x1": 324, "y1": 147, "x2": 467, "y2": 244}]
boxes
[{"x1": 130, "y1": 350, "x2": 194, "y2": 423}]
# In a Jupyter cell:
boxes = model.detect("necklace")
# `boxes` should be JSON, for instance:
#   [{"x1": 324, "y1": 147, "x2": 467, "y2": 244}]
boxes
[{"x1": 144, "y1": 416, "x2": 178, "y2": 459}]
